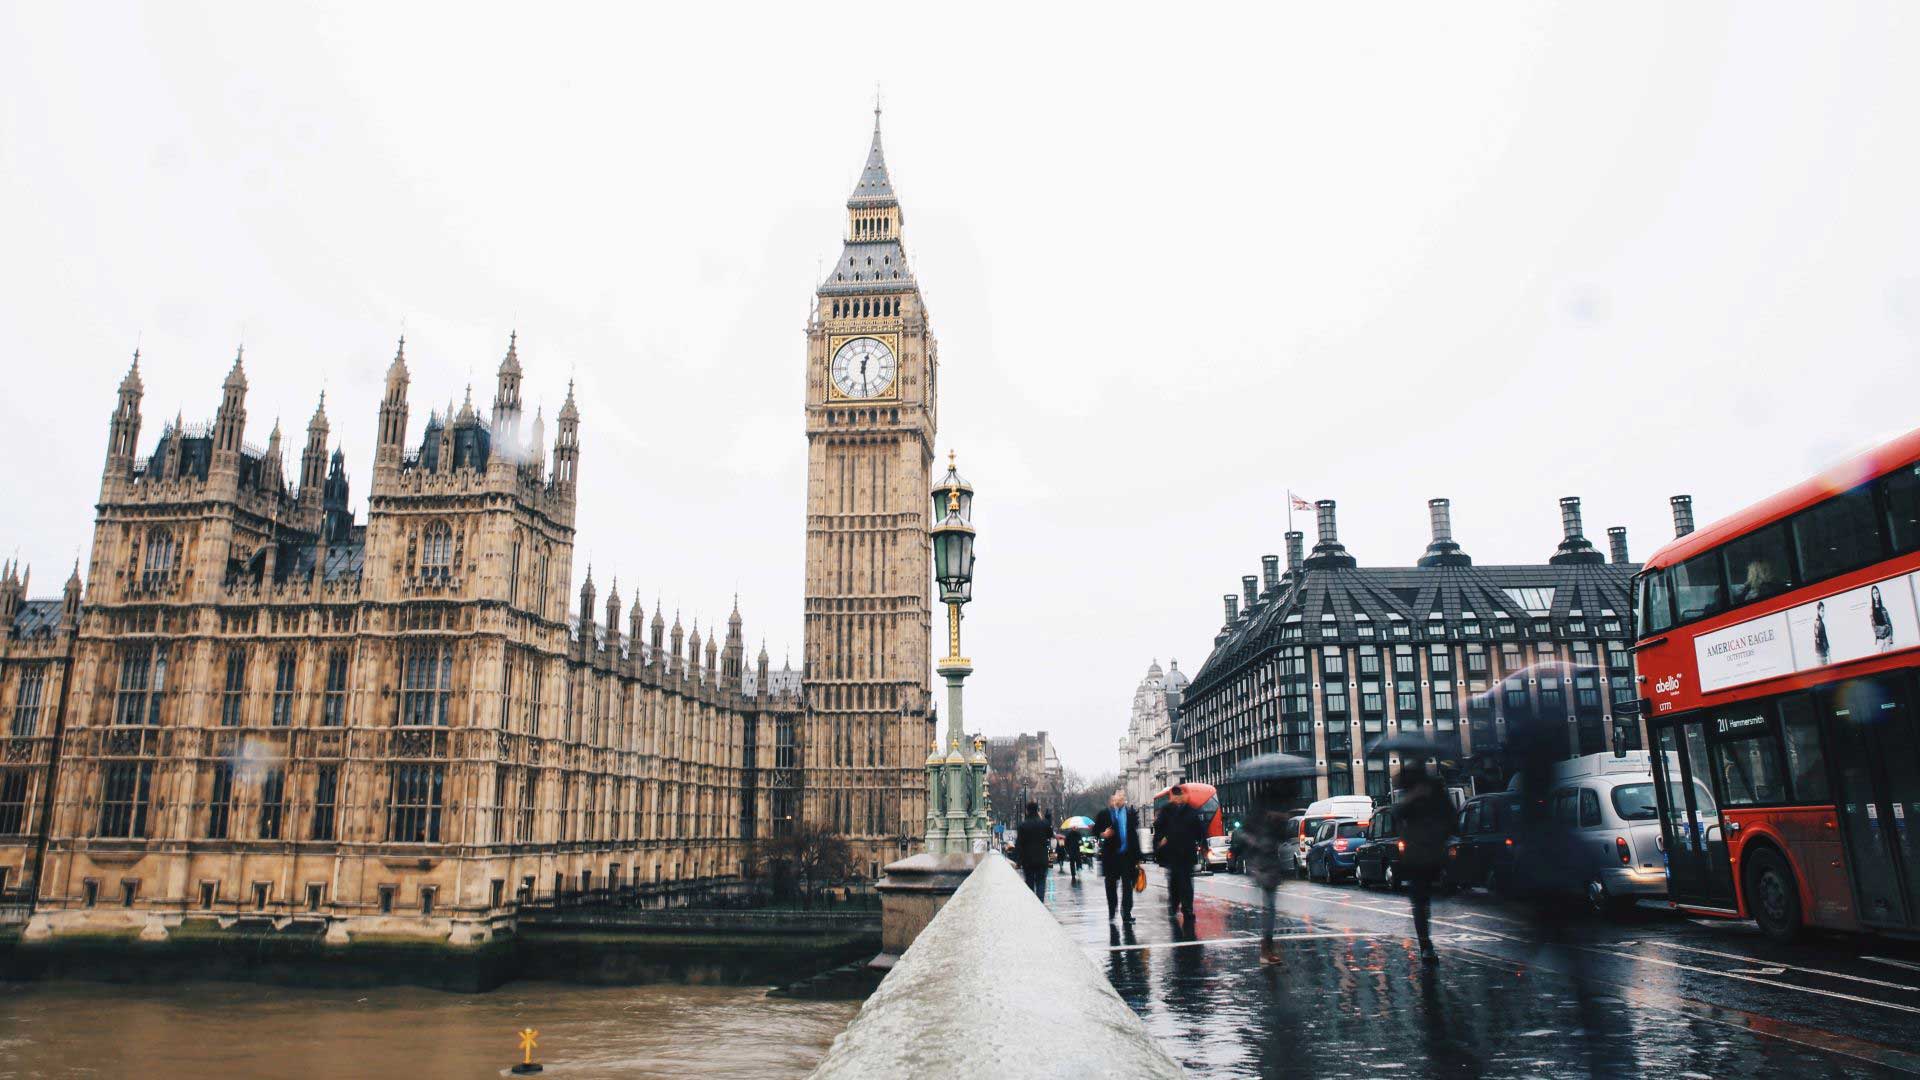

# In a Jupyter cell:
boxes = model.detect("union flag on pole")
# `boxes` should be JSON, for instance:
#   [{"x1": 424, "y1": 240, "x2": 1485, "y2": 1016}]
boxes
[{"x1": 1289, "y1": 493, "x2": 1314, "y2": 512}]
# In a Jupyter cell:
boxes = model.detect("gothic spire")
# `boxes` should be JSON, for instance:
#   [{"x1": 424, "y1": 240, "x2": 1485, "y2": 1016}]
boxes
[
  {"x1": 121, "y1": 349, "x2": 143, "y2": 393},
  {"x1": 849, "y1": 99, "x2": 896, "y2": 207}
]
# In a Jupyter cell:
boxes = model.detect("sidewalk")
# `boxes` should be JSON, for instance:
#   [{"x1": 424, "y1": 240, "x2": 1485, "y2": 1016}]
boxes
[{"x1": 1037, "y1": 861, "x2": 1890, "y2": 1079}]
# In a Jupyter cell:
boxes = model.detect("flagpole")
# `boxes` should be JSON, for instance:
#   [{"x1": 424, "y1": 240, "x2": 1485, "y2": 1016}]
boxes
[{"x1": 1287, "y1": 489, "x2": 1294, "y2": 535}]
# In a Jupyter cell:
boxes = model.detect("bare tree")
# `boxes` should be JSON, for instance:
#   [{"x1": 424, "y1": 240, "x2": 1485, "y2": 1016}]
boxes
[{"x1": 755, "y1": 822, "x2": 856, "y2": 908}]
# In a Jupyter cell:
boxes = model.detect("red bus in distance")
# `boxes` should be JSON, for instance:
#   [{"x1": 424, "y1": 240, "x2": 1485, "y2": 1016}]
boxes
[{"x1": 1633, "y1": 426, "x2": 1920, "y2": 940}]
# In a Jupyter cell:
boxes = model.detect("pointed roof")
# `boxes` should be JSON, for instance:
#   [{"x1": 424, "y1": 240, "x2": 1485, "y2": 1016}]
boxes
[
  {"x1": 848, "y1": 102, "x2": 897, "y2": 207},
  {"x1": 224, "y1": 346, "x2": 248, "y2": 389},
  {"x1": 500, "y1": 330, "x2": 521, "y2": 375},
  {"x1": 558, "y1": 379, "x2": 579, "y2": 422},
  {"x1": 121, "y1": 349, "x2": 143, "y2": 394},
  {"x1": 309, "y1": 391, "x2": 329, "y2": 431},
  {"x1": 386, "y1": 335, "x2": 409, "y2": 381}
]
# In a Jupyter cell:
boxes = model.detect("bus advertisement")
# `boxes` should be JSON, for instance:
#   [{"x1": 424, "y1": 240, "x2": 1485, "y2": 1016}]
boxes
[{"x1": 1633, "y1": 426, "x2": 1920, "y2": 940}]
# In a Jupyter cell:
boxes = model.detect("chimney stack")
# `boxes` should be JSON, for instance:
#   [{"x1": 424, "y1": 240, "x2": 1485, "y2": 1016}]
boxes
[
  {"x1": 1285, "y1": 532, "x2": 1305, "y2": 576},
  {"x1": 1223, "y1": 594, "x2": 1239, "y2": 625},
  {"x1": 1550, "y1": 496, "x2": 1604, "y2": 564},
  {"x1": 1242, "y1": 575, "x2": 1259, "y2": 612},
  {"x1": 1671, "y1": 495, "x2": 1695, "y2": 538},
  {"x1": 1261, "y1": 555, "x2": 1280, "y2": 593},
  {"x1": 1608, "y1": 526, "x2": 1630, "y2": 564},
  {"x1": 1418, "y1": 497, "x2": 1471, "y2": 567},
  {"x1": 1305, "y1": 500, "x2": 1357, "y2": 569}
]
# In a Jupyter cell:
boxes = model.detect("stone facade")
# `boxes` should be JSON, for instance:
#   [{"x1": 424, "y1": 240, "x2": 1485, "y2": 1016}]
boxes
[
  {"x1": 1118, "y1": 660, "x2": 1186, "y2": 809},
  {"x1": 0, "y1": 563, "x2": 82, "y2": 907},
  {"x1": 6, "y1": 332, "x2": 808, "y2": 946},
  {"x1": 985, "y1": 732, "x2": 1064, "y2": 822},
  {"x1": 802, "y1": 107, "x2": 938, "y2": 878}
]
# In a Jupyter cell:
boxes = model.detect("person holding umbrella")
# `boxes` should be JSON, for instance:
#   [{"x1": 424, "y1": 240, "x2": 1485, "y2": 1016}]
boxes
[
  {"x1": 1391, "y1": 761, "x2": 1454, "y2": 964},
  {"x1": 1060, "y1": 815, "x2": 1094, "y2": 883}
]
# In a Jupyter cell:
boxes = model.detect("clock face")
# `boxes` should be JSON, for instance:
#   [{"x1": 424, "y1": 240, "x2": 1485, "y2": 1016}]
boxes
[{"x1": 831, "y1": 337, "x2": 897, "y2": 399}]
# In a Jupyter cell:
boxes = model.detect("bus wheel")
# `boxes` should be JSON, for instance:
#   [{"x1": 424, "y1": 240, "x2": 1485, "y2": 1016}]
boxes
[{"x1": 1744, "y1": 846, "x2": 1803, "y2": 944}]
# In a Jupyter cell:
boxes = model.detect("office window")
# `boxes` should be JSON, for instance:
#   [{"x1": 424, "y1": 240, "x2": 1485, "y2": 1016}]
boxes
[
  {"x1": 1323, "y1": 687, "x2": 1348, "y2": 714},
  {"x1": 1504, "y1": 677, "x2": 1528, "y2": 710},
  {"x1": 96, "y1": 761, "x2": 153, "y2": 838},
  {"x1": 399, "y1": 642, "x2": 452, "y2": 726},
  {"x1": 206, "y1": 762, "x2": 234, "y2": 839},
  {"x1": 1432, "y1": 688, "x2": 1455, "y2": 714},
  {"x1": 258, "y1": 766, "x2": 286, "y2": 840},
  {"x1": 388, "y1": 763, "x2": 445, "y2": 843},
  {"x1": 221, "y1": 648, "x2": 248, "y2": 726},
  {"x1": 0, "y1": 769, "x2": 29, "y2": 834},
  {"x1": 271, "y1": 652, "x2": 297, "y2": 726},
  {"x1": 312, "y1": 764, "x2": 338, "y2": 841},
  {"x1": 1539, "y1": 675, "x2": 1565, "y2": 713},
  {"x1": 322, "y1": 649, "x2": 349, "y2": 726},
  {"x1": 10, "y1": 665, "x2": 45, "y2": 737},
  {"x1": 1396, "y1": 689, "x2": 1420, "y2": 714},
  {"x1": 1360, "y1": 681, "x2": 1384, "y2": 714},
  {"x1": 1393, "y1": 648, "x2": 1416, "y2": 675},
  {"x1": 115, "y1": 645, "x2": 166, "y2": 726},
  {"x1": 1358, "y1": 647, "x2": 1381, "y2": 675},
  {"x1": 1320, "y1": 647, "x2": 1346, "y2": 675}
]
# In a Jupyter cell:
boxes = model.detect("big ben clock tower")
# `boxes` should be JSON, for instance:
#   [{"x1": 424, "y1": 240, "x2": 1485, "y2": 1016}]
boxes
[{"x1": 802, "y1": 105, "x2": 938, "y2": 873}]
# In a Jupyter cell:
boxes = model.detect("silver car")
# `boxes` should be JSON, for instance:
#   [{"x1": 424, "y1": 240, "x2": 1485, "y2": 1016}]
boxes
[{"x1": 1545, "y1": 774, "x2": 1678, "y2": 915}]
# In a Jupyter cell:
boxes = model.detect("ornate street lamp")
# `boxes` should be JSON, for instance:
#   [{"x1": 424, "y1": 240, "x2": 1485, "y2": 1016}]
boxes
[{"x1": 925, "y1": 451, "x2": 986, "y2": 854}]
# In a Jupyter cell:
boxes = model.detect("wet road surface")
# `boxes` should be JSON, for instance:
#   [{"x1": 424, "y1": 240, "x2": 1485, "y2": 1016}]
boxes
[{"x1": 1038, "y1": 862, "x2": 1920, "y2": 1077}]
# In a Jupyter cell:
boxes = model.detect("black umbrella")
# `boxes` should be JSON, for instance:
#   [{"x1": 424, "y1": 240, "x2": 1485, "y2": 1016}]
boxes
[
  {"x1": 1365, "y1": 735, "x2": 1451, "y2": 759},
  {"x1": 1228, "y1": 752, "x2": 1322, "y2": 782}
]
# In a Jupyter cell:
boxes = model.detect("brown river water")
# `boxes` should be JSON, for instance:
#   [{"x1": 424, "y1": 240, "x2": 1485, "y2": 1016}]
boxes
[{"x1": 0, "y1": 980, "x2": 857, "y2": 1079}]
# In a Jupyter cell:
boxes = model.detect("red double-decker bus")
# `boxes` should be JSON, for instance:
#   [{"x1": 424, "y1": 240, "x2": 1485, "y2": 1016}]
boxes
[{"x1": 1634, "y1": 427, "x2": 1920, "y2": 940}]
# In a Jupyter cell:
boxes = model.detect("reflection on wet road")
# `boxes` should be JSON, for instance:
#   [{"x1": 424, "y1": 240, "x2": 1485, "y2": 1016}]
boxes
[{"x1": 1038, "y1": 863, "x2": 1920, "y2": 1077}]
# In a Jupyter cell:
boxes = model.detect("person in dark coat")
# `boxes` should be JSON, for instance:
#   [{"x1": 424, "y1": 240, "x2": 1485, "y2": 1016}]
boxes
[
  {"x1": 1014, "y1": 802, "x2": 1053, "y2": 902},
  {"x1": 1154, "y1": 786, "x2": 1203, "y2": 921},
  {"x1": 1391, "y1": 763, "x2": 1454, "y2": 963},
  {"x1": 1092, "y1": 790, "x2": 1141, "y2": 922},
  {"x1": 1061, "y1": 826, "x2": 1086, "y2": 882},
  {"x1": 1232, "y1": 801, "x2": 1291, "y2": 964}
]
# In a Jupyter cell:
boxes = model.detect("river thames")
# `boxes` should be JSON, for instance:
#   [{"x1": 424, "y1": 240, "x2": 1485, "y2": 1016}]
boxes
[{"x1": 0, "y1": 980, "x2": 858, "y2": 1079}]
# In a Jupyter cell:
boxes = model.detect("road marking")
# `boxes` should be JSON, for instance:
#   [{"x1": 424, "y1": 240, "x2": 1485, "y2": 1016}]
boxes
[
  {"x1": 1095, "y1": 930, "x2": 1388, "y2": 953},
  {"x1": 1731, "y1": 966, "x2": 1789, "y2": 976},
  {"x1": 1210, "y1": 878, "x2": 1920, "y2": 1019},
  {"x1": 1868, "y1": 956, "x2": 1920, "y2": 975},
  {"x1": 1646, "y1": 941, "x2": 1920, "y2": 994}
]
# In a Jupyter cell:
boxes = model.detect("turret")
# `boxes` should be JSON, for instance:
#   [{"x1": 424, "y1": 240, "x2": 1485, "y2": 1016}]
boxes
[
  {"x1": 529, "y1": 406, "x2": 547, "y2": 477},
  {"x1": 260, "y1": 418, "x2": 285, "y2": 491},
  {"x1": 106, "y1": 350, "x2": 144, "y2": 475},
  {"x1": 756, "y1": 639, "x2": 771, "y2": 694},
  {"x1": 323, "y1": 449, "x2": 352, "y2": 542},
  {"x1": 376, "y1": 337, "x2": 410, "y2": 466},
  {"x1": 722, "y1": 596, "x2": 745, "y2": 688},
  {"x1": 578, "y1": 566, "x2": 596, "y2": 637},
  {"x1": 212, "y1": 347, "x2": 248, "y2": 458},
  {"x1": 704, "y1": 632, "x2": 718, "y2": 681},
  {"x1": 61, "y1": 560, "x2": 82, "y2": 629},
  {"x1": 651, "y1": 604, "x2": 666, "y2": 657},
  {"x1": 689, "y1": 621, "x2": 704, "y2": 677},
  {"x1": 0, "y1": 562, "x2": 23, "y2": 624},
  {"x1": 493, "y1": 331, "x2": 523, "y2": 451},
  {"x1": 299, "y1": 393, "x2": 329, "y2": 507},
  {"x1": 605, "y1": 578, "x2": 622, "y2": 649},
  {"x1": 162, "y1": 410, "x2": 185, "y2": 479},
  {"x1": 628, "y1": 597, "x2": 646, "y2": 662},
  {"x1": 670, "y1": 611, "x2": 685, "y2": 667},
  {"x1": 553, "y1": 381, "x2": 580, "y2": 488},
  {"x1": 1417, "y1": 497, "x2": 1472, "y2": 567}
]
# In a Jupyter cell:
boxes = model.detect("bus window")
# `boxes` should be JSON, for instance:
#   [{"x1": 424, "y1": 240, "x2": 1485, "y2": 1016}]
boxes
[
  {"x1": 1778, "y1": 693, "x2": 1830, "y2": 802},
  {"x1": 1884, "y1": 462, "x2": 1920, "y2": 555},
  {"x1": 1672, "y1": 552, "x2": 1727, "y2": 623},
  {"x1": 1639, "y1": 571, "x2": 1674, "y2": 634},
  {"x1": 1723, "y1": 523, "x2": 1795, "y2": 606},
  {"x1": 1711, "y1": 731, "x2": 1787, "y2": 806},
  {"x1": 1793, "y1": 484, "x2": 1883, "y2": 581}
]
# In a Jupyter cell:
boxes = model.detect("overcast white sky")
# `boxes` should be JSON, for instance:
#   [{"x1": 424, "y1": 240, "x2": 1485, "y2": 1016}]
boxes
[{"x1": 4, "y1": 4, "x2": 1918, "y2": 777}]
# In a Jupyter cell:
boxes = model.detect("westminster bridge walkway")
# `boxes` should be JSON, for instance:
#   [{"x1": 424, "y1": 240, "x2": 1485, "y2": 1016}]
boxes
[{"x1": 816, "y1": 854, "x2": 1920, "y2": 1078}]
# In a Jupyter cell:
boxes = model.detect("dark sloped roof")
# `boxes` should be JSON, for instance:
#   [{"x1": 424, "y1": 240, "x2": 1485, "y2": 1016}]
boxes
[
  {"x1": 1186, "y1": 560, "x2": 1637, "y2": 699},
  {"x1": 10, "y1": 599, "x2": 64, "y2": 637},
  {"x1": 820, "y1": 239, "x2": 913, "y2": 295}
]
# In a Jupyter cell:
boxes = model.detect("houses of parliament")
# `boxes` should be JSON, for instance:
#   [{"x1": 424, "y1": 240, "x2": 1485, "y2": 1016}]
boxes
[{"x1": 0, "y1": 111, "x2": 941, "y2": 945}]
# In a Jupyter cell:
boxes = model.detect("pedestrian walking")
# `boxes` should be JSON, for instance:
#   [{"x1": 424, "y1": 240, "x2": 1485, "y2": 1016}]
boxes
[
  {"x1": 1092, "y1": 790, "x2": 1141, "y2": 922},
  {"x1": 1063, "y1": 827, "x2": 1086, "y2": 883},
  {"x1": 1232, "y1": 803, "x2": 1291, "y2": 964},
  {"x1": 1391, "y1": 763, "x2": 1453, "y2": 963},
  {"x1": 1154, "y1": 785, "x2": 1203, "y2": 921},
  {"x1": 1014, "y1": 802, "x2": 1052, "y2": 902}
]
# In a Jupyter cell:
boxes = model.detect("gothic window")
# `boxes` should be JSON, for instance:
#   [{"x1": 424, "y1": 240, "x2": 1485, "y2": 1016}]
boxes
[
  {"x1": 399, "y1": 642, "x2": 452, "y2": 726},
  {"x1": 508, "y1": 538, "x2": 522, "y2": 606},
  {"x1": 517, "y1": 771, "x2": 535, "y2": 842},
  {"x1": 322, "y1": 649, "x2": 349, "y2": 726},
  {"x1": 96, "y1": 760, "x2": 153, "y2": 838},
  {"x1": 221, "y1": 648, "x2": 248, "y2": 726},
  {"x1": 271, "y1": 651, "x2": 297, "y2": 726},
  {"x1": 421, "y1": 523, "x2": 453, "y2": 583},
  {"x1": 0, "y1": 769, "x2": 30, "y2": 834},
  {"x1": 387, "y1": 763, "x2": 445, "y2": 843},
  {"x1": 257, "y1": 766, "x2": 286, "y2": 840},
  {"x1": 115, "y1": 644, "x2": 166, "y2": 726},
  {"x1": 311, "y1": 764, "x2": 339, "y2": 841},
  {"x1": 206, "y1": 762, "x2": 234, "y2": 839},
  {"x1": 142, "y1": 529, "x2": 176, "y2": 589},
  {"x1": 526, "y1": 660, "x2": 543, "y2": 734},
  {"x1": 11, "y1": 664, "x2": 46, "y2": 737}
]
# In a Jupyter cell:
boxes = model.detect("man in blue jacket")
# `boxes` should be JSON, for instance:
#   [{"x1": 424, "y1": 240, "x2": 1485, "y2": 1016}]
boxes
[{"x1": 1092, "y1": 789, "x2": 1141, "y2": 922}]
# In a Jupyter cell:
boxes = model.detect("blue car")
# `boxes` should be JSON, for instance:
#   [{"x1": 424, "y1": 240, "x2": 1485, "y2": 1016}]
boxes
[{"x1": 1305, "y1": 817, "x2": 1369, "y2": 884}]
